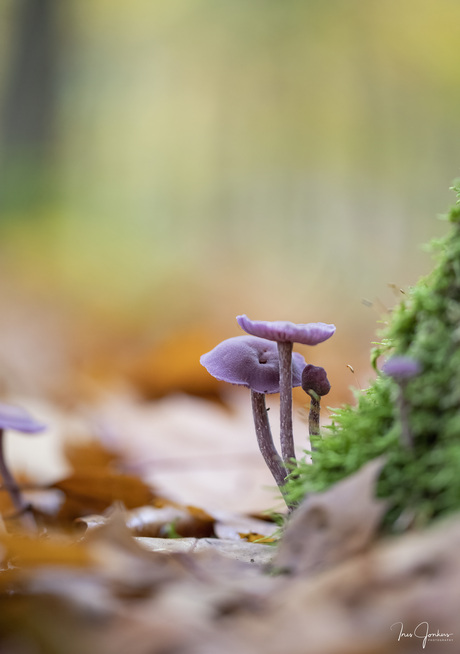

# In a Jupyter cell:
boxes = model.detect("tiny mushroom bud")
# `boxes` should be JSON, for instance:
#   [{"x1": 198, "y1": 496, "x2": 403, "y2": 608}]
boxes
[
  {"x1": 236, "y1": 315, "x2": 336, "y2": 466},
  {"x1": 0, "y1": 403, "x2": 46, "y2": 531},
  {"x1": 381, "y1": 355, "x2": 421, "y2": 450},
  {"x1": 200, "y1": 335, "x2": 306, "y2": 503},
  {"x1": 301, "y1": 364, "x2": 331, "y2": 451},
  {"x1": 301, "y1": 364, "x2": 331, "y2": 398}
]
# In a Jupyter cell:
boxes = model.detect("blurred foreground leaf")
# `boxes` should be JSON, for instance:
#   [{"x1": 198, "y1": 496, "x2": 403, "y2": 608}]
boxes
[{"x1": 275, "y1": 457, "x2": 388, "y2": 576}]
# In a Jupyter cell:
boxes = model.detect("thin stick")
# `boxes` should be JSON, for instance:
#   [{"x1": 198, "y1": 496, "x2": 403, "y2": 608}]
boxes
[{"x1": 277, "y1": 341, "x2": 296, "y2": 465}]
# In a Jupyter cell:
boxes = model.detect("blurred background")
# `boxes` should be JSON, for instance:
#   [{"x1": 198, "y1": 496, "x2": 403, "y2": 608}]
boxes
[{"x1": 0, "y1": 0, "x2": 459, "y2": 508}]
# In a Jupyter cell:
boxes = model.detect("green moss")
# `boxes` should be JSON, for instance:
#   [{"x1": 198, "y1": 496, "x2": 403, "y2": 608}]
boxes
[{"x1": 286, "y1": 180, "x2": 460, "y2": 529}]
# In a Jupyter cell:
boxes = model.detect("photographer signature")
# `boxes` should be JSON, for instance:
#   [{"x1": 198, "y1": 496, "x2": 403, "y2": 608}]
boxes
[{"x1": 391, "y1": 622, "x2": 453, "y2": 649}]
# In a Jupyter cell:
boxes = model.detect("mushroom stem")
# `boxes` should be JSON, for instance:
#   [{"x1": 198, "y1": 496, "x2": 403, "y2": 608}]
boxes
[
  {"x1": 250, "y1": 390, "x2": 287, "y2": 492},
  {"x1": 0, "y1": 429, "x2": 36, "y2": 531},
  {"x1": 396, "y1": 383, "x2": 413, "y2": 450},
  {"x1": 277, "y1": 341, "x2": 296, "y2": 466},
  {"x1": 307, "y1": 391, "x2": 321, "y2": 451}
]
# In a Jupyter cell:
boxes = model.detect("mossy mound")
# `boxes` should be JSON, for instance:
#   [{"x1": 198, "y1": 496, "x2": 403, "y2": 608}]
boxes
[{"x1": 286, "y1": 181, "x2": 460, "y2": 529}]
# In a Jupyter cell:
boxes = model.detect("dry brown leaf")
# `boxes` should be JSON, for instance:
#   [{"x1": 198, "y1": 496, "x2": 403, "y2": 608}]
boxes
[
  {"x1": 219, "y1": 516, "x2": 460, "y2": 654},
  {"x1": 238, "y1": 532, "x2": 276, "y2": 544},
  {"x1": 75, "y1": 513, "x2": 108, "y2": 532},
  {"x1": 274, "y1": 456, "x2": 387, "y2": 576},
  {"x1": 87, "y1": 390, "x2": 289, "y2": 513},
  {"x1": 0, "y1": 480, "x2": 18, "y2": 518},
  {"x1": 0, "y1": 593, "x2": 95, "y2": 654},
  {"x1": 98, "y1": 326, "x2": 224, "y2": 400},
  {"x1": 64, "y1": 439, "x2": 119, "y2": 472},
  {"x1": 78, "y1": 503, "x2": 215, "y2": 538},
  {"x1": 83, "y1": 508, "x2": 190, "y2": 591},
  {"x1": 127, "y1": 504, "x2": 215, "y2": 538},
  {"x1": 0, "y1": 532, "x2": 92, "y2": 569},
  {"x1": 4, "y1": 500, "x2": 460, "y2": 654},
  {"x1": 213, "y1": 511, "x2": 278, "y2": 541},
  {"x1": 186, "y1": 504, "x2": 215, "y2": 521},
  {"x1": 137, "y1": 536, "x2": 275, "y2": 566},
  {"x1": 52, "y1": 469, "x2": 154, "y2": 521},
  {"x1": 0, "y1": 472, "x2": 62, "y2": 531}
]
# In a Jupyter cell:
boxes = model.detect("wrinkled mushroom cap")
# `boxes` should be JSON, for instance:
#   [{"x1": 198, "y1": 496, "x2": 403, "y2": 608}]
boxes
[
  {"x1": 236, "y1": 314, "x2": 336, "y2": 346},
  {"x1": 200, "y1": 335, "x2": 307, "y2": 394},
  {"x1": 0, "y1": 403, "x2": 46, "y2": 434}
]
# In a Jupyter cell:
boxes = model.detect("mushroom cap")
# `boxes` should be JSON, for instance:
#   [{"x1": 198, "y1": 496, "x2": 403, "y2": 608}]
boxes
[
  {"x1": 0, "y1": 403, "x2": 46, "y2": 434},
  {"x1": 301, "y1": 364, "x2": 331, "y2": 397},
  {"x1": 236, "y1": 314, "x2": 336, "y2": 345},
  {"x1": 381, "y1": 356, "x2": 421, "y2": 380},
  {"x1": 200, "y1": 335, "x2": 307, "y2": 394}
]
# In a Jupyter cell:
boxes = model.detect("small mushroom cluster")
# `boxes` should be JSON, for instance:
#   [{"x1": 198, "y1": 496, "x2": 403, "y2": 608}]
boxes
[{"x1": 201, "y1": 315, "x2": 335, "y2": 506}]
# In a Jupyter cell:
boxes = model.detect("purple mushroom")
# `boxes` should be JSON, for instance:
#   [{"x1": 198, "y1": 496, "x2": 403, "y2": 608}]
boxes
[
  {"x1": 381, "y1": 355, "x2": 421, "y2": 450},
  {"x1": 301, "y1": 364, "x2": 331, "y2": 450},
  {"x1": 0, "y1": 402, "x2": 46, "y2": 530},
  {"x1": 236, "y1": 315, "x2": 335, "y2": 466},
  {"x1": 200, "y1": 335, "x2": 306, "y2": 500},
  {"x1": 381, "y1": 356, "x2": 421, "y2": 380}
]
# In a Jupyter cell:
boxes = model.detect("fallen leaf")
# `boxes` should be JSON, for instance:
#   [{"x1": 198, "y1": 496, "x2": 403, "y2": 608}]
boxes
[
  {"x1": 64, "y1": 439, "x2": 119, "y2": 472},
  {"x1": 186, "y1": 504, "x2": 215, "y2": 522},
  {"x1": 220, "y1": 515, "x2": 460, "y2": 654},
  {"x1": 238, "y1": 532, "x2": 276, "y2": 544},
  {"x1": 77, "y1": 503, "x2": 215, "y2": 538},
  {"x1": 137, "y1": 536, "x2": 275, "y2": 566},
  {"x1": 213, "y1": 510, "x2": 279, "y2": 541},
  {"x1": 101, "y1": 326, "x2": 224, "y2": 400},
  {"x1": 87, "y1": 390, "x2": 290, "y2": 514},
  {"x1": 274, "y1": 456, "x2": 388, "y2": 576},
  {"x1": 83, "y1": 508, "x2": 189, "y2": 594},
  {"x1": 125, "y1": 504, "x2": 215, "y2": 538},
  {"x1": 52, "y1": 469, "x2": 154, "y2": 521},
  {"x1": 0, "y1": 594, "x2": 95, "y2": 654},
  {"x1": 0, "y1": 532, "x2": 92, "y2": 569}
]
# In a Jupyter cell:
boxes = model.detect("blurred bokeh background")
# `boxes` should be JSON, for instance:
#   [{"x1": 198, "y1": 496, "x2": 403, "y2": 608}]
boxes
[{"x1": 0, "y1": 0, "x2": 459, "y2": 412}]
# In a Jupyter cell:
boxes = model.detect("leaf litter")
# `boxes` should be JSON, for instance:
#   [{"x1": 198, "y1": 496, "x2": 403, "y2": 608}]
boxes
[
  {"x1": 0, "y1": 435, "x2": 459, "y2": 653},
  {"x1": 0, "y1": 299, "x2": 455, "y2": 651}
]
